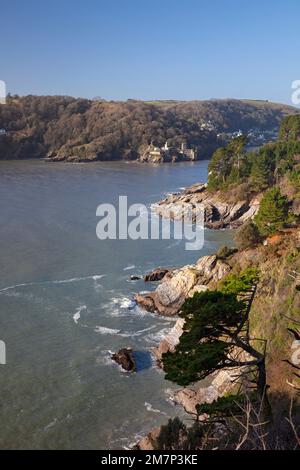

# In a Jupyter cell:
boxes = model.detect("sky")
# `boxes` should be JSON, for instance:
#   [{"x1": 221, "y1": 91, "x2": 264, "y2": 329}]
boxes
[{"x1": 0, "y1": 0, "x2": 300, "y2": 104}]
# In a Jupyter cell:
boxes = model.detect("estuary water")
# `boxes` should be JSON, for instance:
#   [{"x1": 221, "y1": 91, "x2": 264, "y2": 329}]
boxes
[{"x1": 0, "y1": 160, "x2": 233, "y2": 449}]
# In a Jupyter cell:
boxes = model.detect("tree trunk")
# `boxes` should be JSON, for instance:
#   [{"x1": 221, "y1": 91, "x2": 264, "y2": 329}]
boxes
[{"x1": 257, "y1": 359, "x2": 266, "y2": 396}]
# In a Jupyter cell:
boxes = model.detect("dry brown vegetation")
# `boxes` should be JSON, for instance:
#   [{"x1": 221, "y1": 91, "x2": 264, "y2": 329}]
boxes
[{"x1": 0, "y1": 96, "x2": 296, "y2": 161}]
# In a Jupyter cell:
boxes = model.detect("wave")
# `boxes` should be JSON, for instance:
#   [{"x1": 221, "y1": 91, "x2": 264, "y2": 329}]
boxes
[
  {"x1": 144, "y1": 402, "x2": 167, "y2": 415},
  {"x1": 73, "y1": 305, "x2": 87, "y2": 324},
  {"x1": 94, "y1": 324, "x2": 157, "y2": 338},
  {"x1": 0, "y1": 274, "x2": 105, "y2": 294},
  {"x1": 94, "y1": 326, "x2": 122, "y2": 335},
  {"x1": 123, "y1": 265, "x2": 135, "y2": 271},
  {"x1": 144, "y1": 327, "x2": 171, "y2": 344},
  {"x1": 103, "y1": 296, "x2": 136, "y2": 317},
  {"x1": 52, "y1": 274, "x2": 105, "y2": 285}
]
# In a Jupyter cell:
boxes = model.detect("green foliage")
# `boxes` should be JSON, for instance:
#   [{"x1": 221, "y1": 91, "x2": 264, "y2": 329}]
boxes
[
  {"x1": 163, "y1": 291, "x2": 247, "y2": 385},
  {"x1": 250, "y1": 145, "x2": 276, "y2": 190},
  {"x1": 208, "y1": 136, "x2": 248, "y2": 190},
  {"x1": 235, "y1": 221, "x2": 261, "y2": 250},
  {"x1": 208, "y1": 115, "x2": 300, "y2": 199},
  {"x1": 155, "y1": 417, "x2": 186, "y2": 450},
  {"x1": 156, "y1": 418, "x2": 212, "y2": 450},
  {"x1": 196, "y1": 394, "x2": 245, "y2": 418},
  {"x1": 216, "y1": 245, "x2": 237, "y2": 260},
  {"x1": 289, "y1": 168, "x2": 300, "y2": 191},
  {"x1": 163, "y1": 339, "x2": 229, "y2": 386},
  {"x1": 279, "y1": 114, "x2": 300, "y2": 141},
  {"x1": 254, "y1": 187, "x2": 289, "y2": 236},
  {"x1": 220, "y1": 268, "x2": 259, "y2": 295}
]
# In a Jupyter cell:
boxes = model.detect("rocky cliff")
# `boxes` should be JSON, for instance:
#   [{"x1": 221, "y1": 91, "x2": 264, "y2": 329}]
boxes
[{"x1": 135, "y1": 255, "x2": 231, "y2": 316}]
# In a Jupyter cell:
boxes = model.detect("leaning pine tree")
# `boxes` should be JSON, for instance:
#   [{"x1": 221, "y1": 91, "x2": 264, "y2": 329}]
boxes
[{"x1": 162, "y1": 269, "x2": 267, "y2": 397}]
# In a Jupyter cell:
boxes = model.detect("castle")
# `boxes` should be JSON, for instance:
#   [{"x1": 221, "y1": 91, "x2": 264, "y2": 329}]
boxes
[{"x1": 141, "y1": 141, "x2": 197, "y2": 163}]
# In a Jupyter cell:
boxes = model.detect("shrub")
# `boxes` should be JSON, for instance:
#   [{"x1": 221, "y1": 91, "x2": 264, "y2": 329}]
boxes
[
  {"x1": 235, "y1": 221, "x2": 261, "y2": 250},
  {"x1": 216, "y1": 245, "x2": 237, "y2": 260},
  {"x1": 220, "y1": 267, "x2": 260, "y2": 295}
]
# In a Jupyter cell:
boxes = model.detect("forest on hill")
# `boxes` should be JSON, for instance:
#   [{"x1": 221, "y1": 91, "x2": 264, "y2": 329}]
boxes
[{"x1": 0, "y1": 95, "x2": 297, "y2": 161}]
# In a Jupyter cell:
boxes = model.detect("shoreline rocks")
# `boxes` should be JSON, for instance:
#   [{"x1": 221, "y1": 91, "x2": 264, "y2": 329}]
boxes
[
  {"x1": 153, "y1": 318, "x2": 185, "y2": 363},
  {"x1": 153, "y1": 182, "x2": 260, "y2": 229},
  {"x1": 144, "y1": 268, "x2": 170, "y2": 282},
  {"x1": 135, "y1": 255, "x2": 231, "y2": 316},
  {"x1": 135, "y1": 427, "x2": 161, "y2": 450}
]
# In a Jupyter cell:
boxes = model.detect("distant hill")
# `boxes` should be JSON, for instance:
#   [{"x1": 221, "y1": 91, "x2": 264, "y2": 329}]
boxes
[{"x1": 0, "y1": 95, "x2": 298, "y2": 161}]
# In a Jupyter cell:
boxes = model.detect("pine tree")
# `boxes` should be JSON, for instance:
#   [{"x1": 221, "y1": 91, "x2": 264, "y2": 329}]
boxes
[{"x1": 254, "y1": 187, "x2": 289, "y2": 236}]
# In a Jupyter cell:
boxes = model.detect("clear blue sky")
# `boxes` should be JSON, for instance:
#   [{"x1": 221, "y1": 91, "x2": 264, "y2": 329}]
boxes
[{"x1": 1, "y1": 0, "x2": 299, "y2": 104}]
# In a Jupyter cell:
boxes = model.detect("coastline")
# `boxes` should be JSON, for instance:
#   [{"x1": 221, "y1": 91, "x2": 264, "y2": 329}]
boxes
[{"x1": 132, "y1": 182, "x2": 258, "y2": 449}]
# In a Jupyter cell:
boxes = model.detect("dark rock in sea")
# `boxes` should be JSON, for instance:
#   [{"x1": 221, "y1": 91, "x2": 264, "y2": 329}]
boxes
[
  {"x1": 130, "y1": 275, "x2": 141, "y2": 280},
  {"x1": 112, "y1": 348, "x2": 136, "y2": 372},
  {"x1": 144, "y1": 268, "x2": 170, "y2": 282}
]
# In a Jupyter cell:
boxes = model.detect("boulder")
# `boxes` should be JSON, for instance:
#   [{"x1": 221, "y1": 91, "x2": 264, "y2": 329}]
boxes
[
  {"x1": 111, "y1": 348, "x2": 136, "y2": 372},
  {"x1": 130, "y1": 275, "x2": 141, "y2": 281}
]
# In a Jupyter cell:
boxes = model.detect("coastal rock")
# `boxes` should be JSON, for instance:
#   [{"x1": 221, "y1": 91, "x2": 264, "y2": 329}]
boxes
[
  {"x1": 111, "y1": 348, "x2": 136, "y2": 372},
  {"x1": 135, "y1": 266, "x2": 199, "y2": 316},
  {"x1": 172, "y1": 366, "x2": 246, "y2": 415},
  {"x1": 130, "y1": 275, "x2": 141, "y2": 281},
  {"x1": 135, "y1": 254, "x2": 230, "y2": 316},
  {"x1": 154, "y1": 183, "x2": 260, "y2": 229},
  {"x1": 144, "y1": 268, "x2": 170, "y2": 282},
  {"x1": 136, "y1": 427, "x2": 161, "y2": 450},
  {"x1": 153, "y1": 318, "x2": 185, "y2": 362}
]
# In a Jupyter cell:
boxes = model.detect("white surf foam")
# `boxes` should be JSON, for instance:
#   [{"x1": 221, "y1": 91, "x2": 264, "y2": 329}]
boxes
[
  {"x1": 73, "y1": 305, "x2": 87, "y2": 324},
  {"x1": 0, "y1": 274, "x2": 105, "y2": 294},
  {"x1": 53, "y1": 274, "x2": 105, "y2": 285},
  {"x1": 144, "y1": 402, "x2": 168, "y2": 415},
  {"x1": 94, "y1": 326, "x2": 122, "y2": 335},
  {"x1": 94, "y1": 324, "x2": 156, "y2": 338},
  {"x1": 144, "y1": 327, "x2": 171, "y2": 344},
  {"x1": 123, "y1": 265, "x2": 135, "y2": 271}
]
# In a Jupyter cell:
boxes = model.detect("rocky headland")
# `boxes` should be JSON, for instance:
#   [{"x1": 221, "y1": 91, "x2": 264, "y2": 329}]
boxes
[{"x1": 153, "y1": 182, "x2": 261, "y2": 229}]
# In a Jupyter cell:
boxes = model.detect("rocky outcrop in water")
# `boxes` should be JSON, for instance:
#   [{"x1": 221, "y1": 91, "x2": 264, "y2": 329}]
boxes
[
  {"x1": 112, "y1": 348, "x2": 136, "y2": 372},
  {"x1": 153, "y1": 183, "x2": 260, "y2": 229},
  {"x1": 135, "y1": 255, "x2": 231, "y2": 316},
  {"x1": 144, "y1": 268, "x2": 171, "y2": 282}
]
